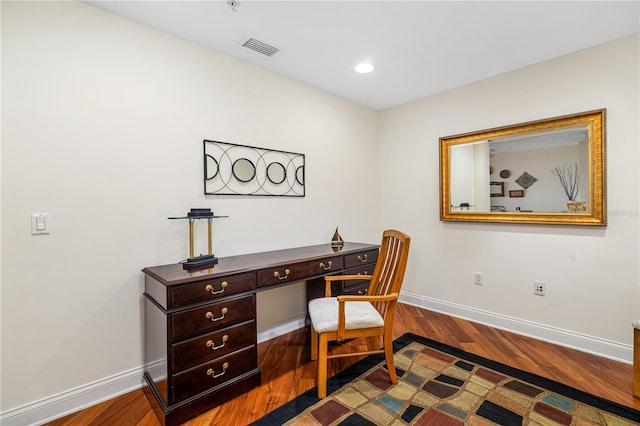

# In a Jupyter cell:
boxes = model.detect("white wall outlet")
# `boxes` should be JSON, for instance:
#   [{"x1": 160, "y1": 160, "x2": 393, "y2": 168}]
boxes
[
  {"x1": 474, "y1": 272, "x2": 483, "y2": 285},
  {"x1": 534, "y1": 280, "x2": 545, "y2": 296},
  {"x1": 31, "y1": 213, "x2": 51, "y2": 235}
]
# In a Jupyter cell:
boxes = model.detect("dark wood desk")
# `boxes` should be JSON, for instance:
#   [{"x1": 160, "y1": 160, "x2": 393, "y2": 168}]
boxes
[{"x1": 141, "y1": 242, "x2": 379, "y2": 426}]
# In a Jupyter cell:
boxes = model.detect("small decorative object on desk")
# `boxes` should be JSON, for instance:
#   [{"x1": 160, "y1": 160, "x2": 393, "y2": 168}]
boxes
[
  {"x1": 331, "y1": 227, "x2": 344, "y2": 247},
  {"x1": 168, "y1": 208, "x2": 228, "y2": 270}
]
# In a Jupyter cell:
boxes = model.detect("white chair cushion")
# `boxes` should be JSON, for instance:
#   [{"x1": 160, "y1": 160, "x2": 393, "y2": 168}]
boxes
[{"x1": 308, "y1": 297, "x2": 384, "y2": 333}]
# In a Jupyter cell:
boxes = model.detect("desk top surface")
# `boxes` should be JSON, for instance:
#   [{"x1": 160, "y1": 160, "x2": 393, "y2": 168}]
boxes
[{"x1": 142, "y1": 241, "x2": 379, "y2": 286}]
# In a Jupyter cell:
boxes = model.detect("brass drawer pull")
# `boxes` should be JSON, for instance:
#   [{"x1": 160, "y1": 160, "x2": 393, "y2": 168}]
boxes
[
  {"x1": 205, "y1": 307, "x2": 228, "y2": 322},
  {"x1": 357, "y1": 254, "x2": 368, "y2": 263},
  {"x1": 205, "y1": 281, "x2": 228, "y2": 295},
  {"x1": 319, "y1": 261, "x2": 333, "y2": 271},
  {"x1": 206, "y1": 362, "x2": 229, "y2": 379},
  {"x1": 358, "y1": 289, "x2": 369, "y2": 295},
  {"x1": 206, "y1": 335, "x2": 228, "y2": 350},
  {"x1": 273, "y1": 269, "x2": 291, "y2": 280}
]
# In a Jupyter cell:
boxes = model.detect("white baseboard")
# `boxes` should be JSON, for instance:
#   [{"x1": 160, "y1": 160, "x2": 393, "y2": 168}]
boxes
[
  {"x1": 0, "y1": 317, "x2": 307, "y2": 426},
  {"x1": 257, "y1": 315, "x2": 307, "y2": 344},
  {"x1": 0, "y1": 365, "x2": 144, "y2": 426},
  {"x1": 399, "y1": 291, "x2": 632, "y2": 364}
]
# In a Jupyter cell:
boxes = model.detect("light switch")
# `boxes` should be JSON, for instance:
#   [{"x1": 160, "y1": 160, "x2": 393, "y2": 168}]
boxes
[{"x1": 31, "y1": 213, "x2": 51, "y2": 235}]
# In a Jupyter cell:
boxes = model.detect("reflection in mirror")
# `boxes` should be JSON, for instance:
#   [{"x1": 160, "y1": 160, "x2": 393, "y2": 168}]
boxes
[
  {"x1": 490, "y1": 182, "x2": 504, "y2": 197},
  {"x1": 266, "y1": 162, "x2": 286, "y2": 184},
  {"x1": 488, "y1": 128, "x2": 587, "y2": 212},
  {"x1": 232, "y1": 158, "x2": 256, "y2": 182},
  {"x1": 440, "y1": 109, "x2": 606, "y2": 225}
]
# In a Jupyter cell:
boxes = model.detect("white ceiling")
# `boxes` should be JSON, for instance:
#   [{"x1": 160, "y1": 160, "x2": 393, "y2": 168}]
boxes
[{"x1": 85, "y1": 1, "x2": 639, "y2": 111}]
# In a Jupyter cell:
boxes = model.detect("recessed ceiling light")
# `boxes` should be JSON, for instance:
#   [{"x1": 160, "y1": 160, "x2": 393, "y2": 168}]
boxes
[{"x1": 355, "y1": 63, "x2": 374, "y2": 74}]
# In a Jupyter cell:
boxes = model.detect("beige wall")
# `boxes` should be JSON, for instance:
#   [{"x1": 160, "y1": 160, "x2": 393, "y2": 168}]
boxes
[
  {"x1": 1, "y1": 1, "x2": 380, "y2": 412},
  {"x1": 380, "y1": 34, "x2": 639, "y2": 353}
]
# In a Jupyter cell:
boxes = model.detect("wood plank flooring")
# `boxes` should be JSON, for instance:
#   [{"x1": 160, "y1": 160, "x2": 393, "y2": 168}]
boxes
[{"x1": 45, "y1": 303, "x2": 640, "y2": 425}]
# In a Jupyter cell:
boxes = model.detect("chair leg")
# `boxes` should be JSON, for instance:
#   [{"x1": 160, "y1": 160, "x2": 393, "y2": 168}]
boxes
[
  {"x1": 310, "y1": 326, "x2": 318, "y2": 361},
  {"x1": 383, "y1": 332, "x2": 398, "y2": 384},
  {"x1": 634, "y1": 327, "x2": 640, "y2": 397},
  {"x1": 318, "y1": 333, "x2": 329, "y2": 398}
]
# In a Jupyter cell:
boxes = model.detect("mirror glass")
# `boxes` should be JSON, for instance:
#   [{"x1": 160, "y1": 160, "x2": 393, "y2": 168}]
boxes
[
  {"x1": 440, "y1": 109, "x2": 606, "y2": 225},
  {"x1": 232, "y1": 158, "x2": 256, "y2": 182},
  {"x1": 266, "y1": 162, "x2": 286, "y2": 184},
  {"x1": 296, "y1": 166, "x2": 305, "y2": 185}
]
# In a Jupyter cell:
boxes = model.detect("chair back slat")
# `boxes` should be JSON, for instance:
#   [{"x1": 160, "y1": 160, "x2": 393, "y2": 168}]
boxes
[{"x1": 368, "y1": 230, "x2": 410, "y2": 316}]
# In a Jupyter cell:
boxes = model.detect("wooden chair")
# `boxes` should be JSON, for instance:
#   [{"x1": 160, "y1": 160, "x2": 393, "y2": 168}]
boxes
[{"x1": 308, "y1": 229, "x2": 411, "y2": 398}]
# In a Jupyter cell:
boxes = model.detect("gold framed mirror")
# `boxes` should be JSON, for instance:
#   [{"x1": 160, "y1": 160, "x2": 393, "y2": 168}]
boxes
[{"x1": 440, "y1": 109, "x2": 606, "y2": 225}]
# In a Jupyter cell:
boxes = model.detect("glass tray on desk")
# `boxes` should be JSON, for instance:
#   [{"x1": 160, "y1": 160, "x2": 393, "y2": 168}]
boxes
[{"x1": 167, "y1": 215, "x2": 229, "y2": 220}]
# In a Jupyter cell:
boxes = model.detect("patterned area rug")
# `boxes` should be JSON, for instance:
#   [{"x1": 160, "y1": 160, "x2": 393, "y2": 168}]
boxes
[{"x1": 251, "y1": 333, "x2": 640, "y2": 425}]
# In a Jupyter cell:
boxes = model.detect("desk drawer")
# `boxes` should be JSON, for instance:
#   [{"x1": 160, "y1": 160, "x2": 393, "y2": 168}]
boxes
[
  {"x1": 171, "y1": 295, "x2": 255, "y2": 340},
  {"x1": 170, "y1": 320, "x2": 256, "y2": 373},
  {"x1": 257, "y1": 256, "x2": 343, "y2": 287},
  {"x1": 171, "y1": 346, "x2": 257, "y2": 403},
  {"x1": 170, "y1": 272, "x2": 254, "y2": 308},
  {"x1": 342, "y1": 282, "x2": 370, "y2": 295},
  {"x1": 344, "y1": 249, "x2": 379, "y2": 269},
  {"x1": 342, "y1": 265, "x2": 373, "y2": 291}
]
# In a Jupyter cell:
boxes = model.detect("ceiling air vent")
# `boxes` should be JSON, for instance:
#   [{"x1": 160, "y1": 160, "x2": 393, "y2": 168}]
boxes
[{"x1": 241, "y1": 37, "x2": 280, "y2": 57}]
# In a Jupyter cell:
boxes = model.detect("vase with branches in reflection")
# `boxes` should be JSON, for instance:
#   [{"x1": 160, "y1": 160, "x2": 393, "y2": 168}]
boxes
[{"x1": 552, "y1": 162, "x2": 585, "y2": 212}]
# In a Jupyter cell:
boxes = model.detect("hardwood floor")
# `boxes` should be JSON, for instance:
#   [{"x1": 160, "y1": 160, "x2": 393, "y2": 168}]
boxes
[{"x1": 45, "y1": 303, "x2": 640, "y2": 425}]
